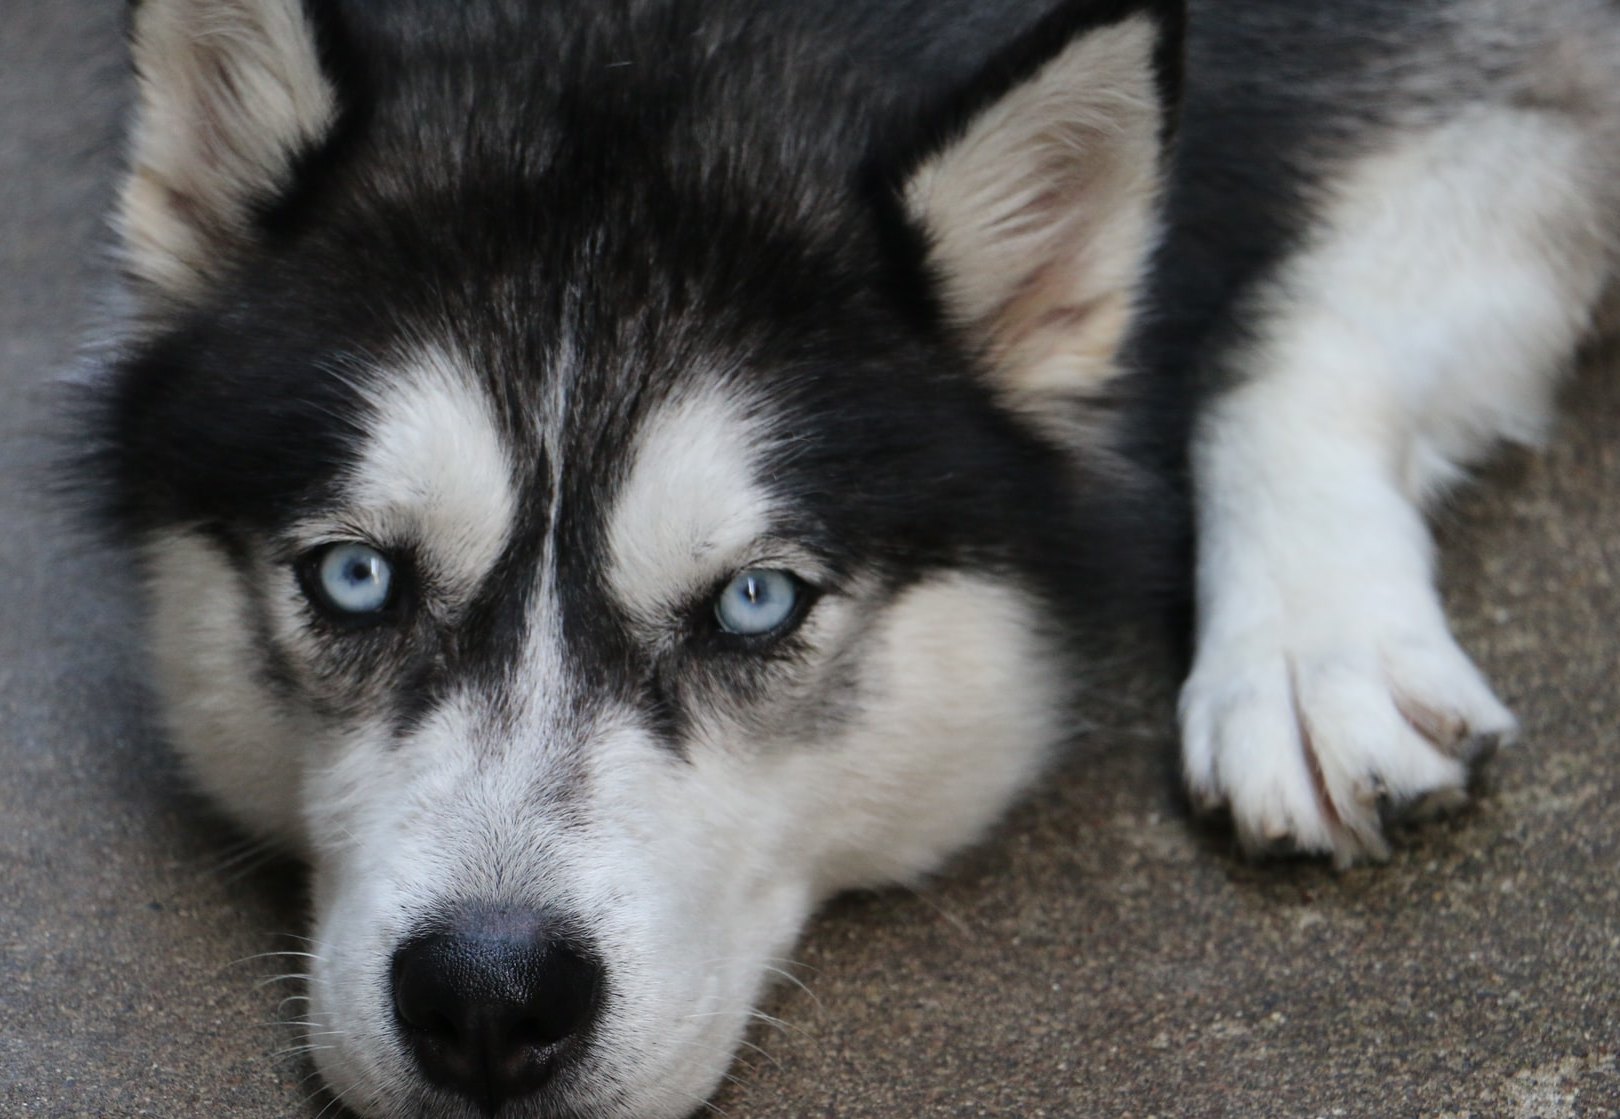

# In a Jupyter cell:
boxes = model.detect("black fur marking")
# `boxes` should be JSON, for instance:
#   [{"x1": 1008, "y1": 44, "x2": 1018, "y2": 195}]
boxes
[
  {"x1": 95, "y1": 306, "x2": 376, "y2": 532},
  {"x1": 252, "y1": 0, "x2": 375, "y2": 242}
]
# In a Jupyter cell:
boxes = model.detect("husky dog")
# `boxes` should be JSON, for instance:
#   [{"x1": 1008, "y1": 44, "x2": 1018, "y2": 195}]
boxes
[{"x1": 86, "y1": 0, "x2": 1620, "y2": 1115}]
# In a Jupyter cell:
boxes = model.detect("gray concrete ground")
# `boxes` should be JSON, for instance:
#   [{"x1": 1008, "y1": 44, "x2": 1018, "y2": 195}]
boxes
[{"x1": 4, "y1": 3, "x2": 1618, "y2": 1117}]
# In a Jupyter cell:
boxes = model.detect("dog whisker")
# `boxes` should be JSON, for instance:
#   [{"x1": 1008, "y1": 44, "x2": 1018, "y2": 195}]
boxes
[
  {"x1": 254, "y1": 971, "x2": 314, "y2": 990},
  {"x1": 731, "y1": 1036, "x2": 782, "y2": 1071},
  {"x1": 754, "y1": 962, "x2": 820, "y2": 1007},
  {"x1": 226, "y1": 949, "x2": 324, "y2": 969},
  {"x1": 311, "y1": 1089, "x2": 352, "y2": 1119},
  {"x1": 893, "y1": 883, "x2": 977, "y2": 939},
  {"x1": 270, "y1": 1042, "x2": 338, "y2": 1061},
  {"x1": 680, "y1": 1006, "x2": 816, "y2": 1044}
]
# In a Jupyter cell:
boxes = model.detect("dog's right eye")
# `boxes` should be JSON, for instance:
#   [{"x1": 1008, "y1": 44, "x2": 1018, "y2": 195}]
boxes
[
  {"x1": 303, "y1": 543, "x2": 398, "y2": 619},
  {"x1": 713, "y1": 569, "x2": 806, "y2": 638}
]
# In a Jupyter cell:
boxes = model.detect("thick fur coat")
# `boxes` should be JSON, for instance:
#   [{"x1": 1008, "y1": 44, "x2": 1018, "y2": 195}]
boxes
[{"x1": 86, "y1": 1, "x2": 1620, "y2": 1115}]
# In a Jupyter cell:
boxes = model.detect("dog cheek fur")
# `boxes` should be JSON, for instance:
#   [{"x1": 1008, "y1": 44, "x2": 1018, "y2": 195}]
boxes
[
  {"x1": 785, "y1": 572, "x2": 1069, "y2": 896},
  {"x1": 574, "y1": 572, "x2": 1068, "y2": 1111},
  {"x1": 143, "y1": 528, "x2": 313, "y2": 847}
]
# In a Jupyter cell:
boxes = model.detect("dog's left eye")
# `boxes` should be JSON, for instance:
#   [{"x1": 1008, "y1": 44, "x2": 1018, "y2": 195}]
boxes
[
  {"x1": 714, "y1": 569, "x2": 804, "y2": 637},
  {"x1": 306, "y1": 543, "x2": 396, "y2": 617}
]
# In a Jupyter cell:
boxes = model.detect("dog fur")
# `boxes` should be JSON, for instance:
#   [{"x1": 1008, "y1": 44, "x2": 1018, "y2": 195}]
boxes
[{"x1": 83, "y1": 0, "x2": 1620, "y2": 1115}]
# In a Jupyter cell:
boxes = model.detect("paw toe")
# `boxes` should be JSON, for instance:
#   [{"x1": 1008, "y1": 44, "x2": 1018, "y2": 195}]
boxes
[{"x1": 1179, "y1": 631, "x2": 1511, "y2": 866}]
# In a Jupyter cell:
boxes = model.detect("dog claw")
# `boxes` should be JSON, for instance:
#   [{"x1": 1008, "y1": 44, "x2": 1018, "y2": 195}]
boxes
[{"x1": 1180, "y1": 620, "x2": 1513, "y2": 866}]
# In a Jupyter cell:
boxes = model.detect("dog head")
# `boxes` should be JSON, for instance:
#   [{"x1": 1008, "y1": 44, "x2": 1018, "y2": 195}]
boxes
[{"x1": 94, "y1": 1, "x2": 1181, "y2": 1115}]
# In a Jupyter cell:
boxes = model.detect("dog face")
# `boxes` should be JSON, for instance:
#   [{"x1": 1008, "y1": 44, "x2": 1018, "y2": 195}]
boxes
[{"x1": 94, "y1": 1, "x2": 1177, "y2": 1114}]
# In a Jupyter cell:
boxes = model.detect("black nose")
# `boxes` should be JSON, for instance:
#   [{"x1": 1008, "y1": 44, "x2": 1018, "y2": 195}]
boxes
[{"x1": 392, "y1": 907, "x2": 603, "y2": 1113}]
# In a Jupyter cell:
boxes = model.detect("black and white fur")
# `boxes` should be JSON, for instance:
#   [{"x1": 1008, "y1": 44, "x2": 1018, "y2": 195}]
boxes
[{"x1": 84, "y1": 0, "x2": 1620, "y2": 1116}]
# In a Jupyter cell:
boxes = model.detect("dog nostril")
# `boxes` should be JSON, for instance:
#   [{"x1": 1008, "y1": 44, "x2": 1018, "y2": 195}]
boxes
[{"x1": 392, "y1": 908, "x2": 603, "y2": 1111}]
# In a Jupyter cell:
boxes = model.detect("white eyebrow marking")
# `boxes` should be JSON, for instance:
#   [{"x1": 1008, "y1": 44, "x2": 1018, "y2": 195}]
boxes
[
  {"x1": 344, "y1": 346, "x2": 517, "y2": 598},
  {"x1": 604, "y1": 383, "x2": 775, "y2": 622}
]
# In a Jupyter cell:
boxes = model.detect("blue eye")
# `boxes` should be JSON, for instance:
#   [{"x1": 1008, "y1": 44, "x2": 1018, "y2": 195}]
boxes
[
  {"x1": 714, "y1": 569, "x2": 803, "y2": 637},
  {"x1": 311, "y1": 543, "x2": 395, "y2": 616}
]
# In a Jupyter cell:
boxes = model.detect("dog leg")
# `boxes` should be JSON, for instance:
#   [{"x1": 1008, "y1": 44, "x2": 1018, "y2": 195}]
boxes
[{"x1": 1180, "y1": 107, "x2": 1615, "y2": 864}]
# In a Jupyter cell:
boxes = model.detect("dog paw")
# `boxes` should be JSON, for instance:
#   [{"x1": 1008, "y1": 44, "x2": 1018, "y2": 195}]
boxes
[{"x1": 1179, "y1": 617, "x2": 1517, "y2": 866}]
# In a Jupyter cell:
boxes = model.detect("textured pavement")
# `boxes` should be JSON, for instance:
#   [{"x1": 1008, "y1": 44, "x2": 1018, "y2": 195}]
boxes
[{"x1": 4, "y1": 4, "x2": 1618, "y2": 1117}]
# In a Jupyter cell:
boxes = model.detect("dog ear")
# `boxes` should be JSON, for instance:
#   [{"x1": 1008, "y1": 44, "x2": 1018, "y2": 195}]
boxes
[
  {"x1": 901, "y1": 3, "x2": 1181, "y2": 412},
  {"x1": 120, "y1": 0, "x2": 340, "y2": 307}
]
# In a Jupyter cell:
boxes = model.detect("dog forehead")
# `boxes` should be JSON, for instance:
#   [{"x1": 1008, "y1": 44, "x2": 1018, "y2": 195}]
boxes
[{"x1": 603, "y1": 382, "x2": 775, "y2": 622}]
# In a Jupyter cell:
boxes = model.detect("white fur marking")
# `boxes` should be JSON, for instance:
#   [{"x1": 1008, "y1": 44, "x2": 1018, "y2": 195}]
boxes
[
  {"x1": 341, "y1": 349, "x2": 518, "y2": 601},
  {"x1": 1182, "y1": 108, "x2": 1612, "y2": 862},
  {"x1": 605, "y1": 385, "x2": 775, "y2": 622},
  {"x1": 145, "y1": 530, "x2": 309, "y2": 846}
]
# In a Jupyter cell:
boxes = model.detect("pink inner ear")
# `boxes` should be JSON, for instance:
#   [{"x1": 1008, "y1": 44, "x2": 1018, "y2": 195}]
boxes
[{"x1": 900, "y1": 17, "x2": 1166, "y2": 407}]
